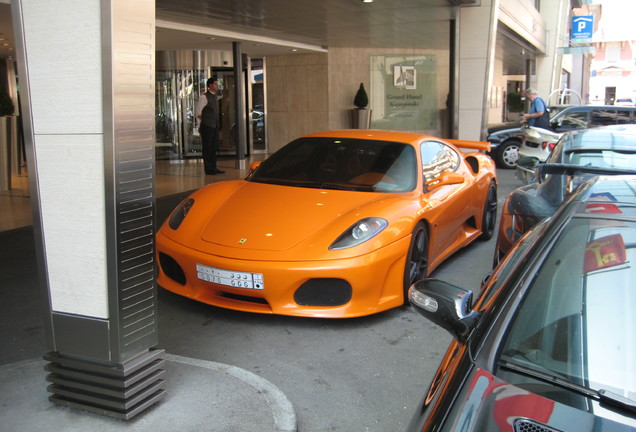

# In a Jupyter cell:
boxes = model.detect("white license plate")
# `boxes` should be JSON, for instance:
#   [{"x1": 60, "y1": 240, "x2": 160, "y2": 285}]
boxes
[{"x1": 196, "y1": 264, "x2": 264, "y2": 290}]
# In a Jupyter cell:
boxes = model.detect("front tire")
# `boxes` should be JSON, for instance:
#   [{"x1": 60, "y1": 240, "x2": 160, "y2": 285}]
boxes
[
  {"x1": 403, "y1": 222, "x2": 429, "y2": 303},
  {"x1": 479, "y1": 181, "x2": 497, "y2": 241}
]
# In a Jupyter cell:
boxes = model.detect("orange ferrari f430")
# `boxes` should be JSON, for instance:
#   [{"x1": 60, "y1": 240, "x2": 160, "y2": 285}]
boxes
[{"x1": 157, "y1": 130, "x2": 497, "y2": 318}]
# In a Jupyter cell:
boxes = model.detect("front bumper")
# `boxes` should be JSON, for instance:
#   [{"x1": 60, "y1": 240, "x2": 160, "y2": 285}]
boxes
[{"x1": 156, "y1": 231, "x2": 411, "y2": 318}]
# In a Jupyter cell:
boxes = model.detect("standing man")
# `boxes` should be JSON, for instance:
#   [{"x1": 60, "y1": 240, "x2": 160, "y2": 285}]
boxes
[
  {"x1": 521, "y1": 88, "x2": 550, "y2": 129},
  {"x1": 196, "y1": 77, "x2": 225, "y2": 175}
]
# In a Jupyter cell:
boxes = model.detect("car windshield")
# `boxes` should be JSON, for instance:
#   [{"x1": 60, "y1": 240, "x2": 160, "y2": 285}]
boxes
[
  {"x1": 563, "y1": 149, "x2": 636, "y2": 169},
  {"x1": 248, "y1": 137, "x2": 417, "y2": 192},
  {"x1": 500, "y1": 201, "x2": 636, "y2": 400}
]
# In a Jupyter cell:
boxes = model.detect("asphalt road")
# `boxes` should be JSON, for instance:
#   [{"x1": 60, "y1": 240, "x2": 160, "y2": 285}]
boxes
[
  {"x1": 155, "y1": 168, "x2": 522, "y2": 432},
  {"x1": 0, "y1": 168, "x2": 522, "y2": 432}
]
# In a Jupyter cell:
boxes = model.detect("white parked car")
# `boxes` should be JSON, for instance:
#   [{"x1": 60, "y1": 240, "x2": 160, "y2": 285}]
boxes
[
  {"x1": 516, "y1": 125, "x2": 562, "y2": 183},
  {"x1": 615, "y1": 97, "x2": 635, "y2": 107}
]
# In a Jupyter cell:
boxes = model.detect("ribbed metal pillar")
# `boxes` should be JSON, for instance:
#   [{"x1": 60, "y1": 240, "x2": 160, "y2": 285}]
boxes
[{"x1": 12, "y1": 0, "x2": 165, "y2": 420}]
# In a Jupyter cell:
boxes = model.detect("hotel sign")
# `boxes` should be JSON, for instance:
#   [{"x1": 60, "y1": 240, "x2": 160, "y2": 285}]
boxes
[{"x1": 572, "y1": 16, "x2": 594, "y2": 40}]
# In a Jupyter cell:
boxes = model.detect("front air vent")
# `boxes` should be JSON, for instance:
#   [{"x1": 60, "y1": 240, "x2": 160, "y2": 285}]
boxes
[{"x1": 513, "y1": 418, "x2": 564, "y2": 432}]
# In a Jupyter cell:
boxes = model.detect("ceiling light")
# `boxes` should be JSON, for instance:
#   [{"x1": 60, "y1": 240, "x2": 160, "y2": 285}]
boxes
[{"x1": 362, "y1": 0, "x2": 373, "y2": 3}]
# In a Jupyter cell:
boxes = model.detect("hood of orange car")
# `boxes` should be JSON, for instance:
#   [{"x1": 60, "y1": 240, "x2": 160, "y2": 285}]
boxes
[{"x1": 199, "y1": 182, "x2": 384, "y2": 251}]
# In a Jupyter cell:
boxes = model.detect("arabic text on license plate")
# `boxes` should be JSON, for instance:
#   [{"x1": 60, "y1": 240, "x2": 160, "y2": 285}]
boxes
[{"x1": 196, "y1": 264, "x2": 264, "y2": 290}]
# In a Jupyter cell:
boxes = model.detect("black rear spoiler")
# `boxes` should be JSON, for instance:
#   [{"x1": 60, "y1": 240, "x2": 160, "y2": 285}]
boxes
[{"x1": 537, "y1": 163, "x2": 636, "y2": 181}]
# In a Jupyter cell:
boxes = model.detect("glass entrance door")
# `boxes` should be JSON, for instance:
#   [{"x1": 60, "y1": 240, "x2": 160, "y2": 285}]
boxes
[
  {"x1": 155, "y1": 69, "x2": 206, "y2": 159},
  {"x1": 155, "y1": 54, "x2": 268, "y2": 160},
  {"x1": 214, "y1": 70, "x2": 236, "y2": 155},
  {"x1": 249, "y1": 58, "x2": 267, "y2": 154}
]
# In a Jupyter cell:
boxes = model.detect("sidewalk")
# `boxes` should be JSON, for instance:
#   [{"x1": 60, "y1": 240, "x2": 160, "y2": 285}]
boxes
[
  {"x1": 0, "y1": 163, "x2": 297, "y2": 431},
  {"x1": 0, "y1": 353, "x2": 297, "y2": 432}
]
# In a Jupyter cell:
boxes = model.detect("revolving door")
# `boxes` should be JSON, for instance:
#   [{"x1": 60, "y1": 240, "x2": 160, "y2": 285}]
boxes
[{"x1": 155, "y1": 51, "x2": 267, "y2": 160}]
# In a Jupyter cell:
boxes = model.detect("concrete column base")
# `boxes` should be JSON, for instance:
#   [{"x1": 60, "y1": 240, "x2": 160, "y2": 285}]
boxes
[{"x1": 43, "y1": 349, "x2": 166, "y2": 420}]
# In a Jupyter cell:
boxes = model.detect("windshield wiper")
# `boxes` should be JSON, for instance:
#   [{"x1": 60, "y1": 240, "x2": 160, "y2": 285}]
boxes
[
  {"x1": 499, "y1": 357, "x2": 636, "y2": 415},
  {"x1": 599, "y1": 389, "x2": 636, "y2": 415},
  {"x1": 316, "y1": 183, "x2": 357, "y2": 191}
]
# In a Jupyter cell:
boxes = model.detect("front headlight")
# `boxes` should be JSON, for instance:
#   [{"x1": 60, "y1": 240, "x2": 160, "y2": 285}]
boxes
[
  {"x1": 168, "y1": 198, "x2": 194, "y2": 230},
  {"x1": 329, "y1": 217, "x2": 388, "y2": 250}
]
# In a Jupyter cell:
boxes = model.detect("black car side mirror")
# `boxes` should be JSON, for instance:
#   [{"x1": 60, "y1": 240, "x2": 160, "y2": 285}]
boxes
[
  {"x1": 517, "y1": 156, "x2": 540, "y2": 171},
  {"x1": 408, "y1": 279, "x2": 480, "y2": 342}
]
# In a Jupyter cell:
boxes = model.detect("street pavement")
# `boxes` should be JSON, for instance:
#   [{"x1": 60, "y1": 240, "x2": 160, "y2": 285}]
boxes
[{"x1": 0, "y1": 169, "x2": 522, "y2": 431}]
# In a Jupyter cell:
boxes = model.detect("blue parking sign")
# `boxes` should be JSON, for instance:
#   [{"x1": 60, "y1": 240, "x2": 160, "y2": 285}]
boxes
[{"x1": 572, "y1": 16, "x2": 594, "y2": 39}]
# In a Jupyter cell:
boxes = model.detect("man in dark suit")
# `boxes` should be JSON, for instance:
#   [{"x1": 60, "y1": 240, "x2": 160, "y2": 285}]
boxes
[{"x1": 196, "y1": 77, "x2": 225, "y2": 175}]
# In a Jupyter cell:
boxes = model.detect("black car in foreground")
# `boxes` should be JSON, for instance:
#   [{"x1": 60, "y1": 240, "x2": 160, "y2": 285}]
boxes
[
  {"x1": 496, "y1": 124, "x2": 636, "y2": 262},
  {"x1": 406, "y1": 175, "x2": 636, "y2": 431}
]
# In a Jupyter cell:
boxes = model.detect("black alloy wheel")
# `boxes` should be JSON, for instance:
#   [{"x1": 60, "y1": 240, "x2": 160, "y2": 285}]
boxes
[
  {"x1": 403, "y1": 222, "x2": 429, "y2": 303},
  {"x1": 479, "y1": 181, "x2": 497, "y2": 241}
]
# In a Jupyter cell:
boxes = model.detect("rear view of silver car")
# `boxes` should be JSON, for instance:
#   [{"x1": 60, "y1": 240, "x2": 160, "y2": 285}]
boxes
[{"x1": 516, "y1": 105, "x2": 636, "y2": 183}]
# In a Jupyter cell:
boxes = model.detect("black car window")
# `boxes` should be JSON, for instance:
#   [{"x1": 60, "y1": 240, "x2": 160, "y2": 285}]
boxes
[
  {"x1": 555, "y1": 109, "x2": 589, "y2": 130},
  {"x1": 616, "y1": 109, "x2": 633, "y2": 124},
  {"x1": 419, "y1": 141, "x2": 459, "y2": 182},
  {"x1": 591, "y1": 109, "x2": 620, "y2": 126},
  {"x1": 500, "y1": 214, "x2": 636, "y2": 398},
  {"x1": 249, "y1": 137, "x2": 417, "y2": 192}
]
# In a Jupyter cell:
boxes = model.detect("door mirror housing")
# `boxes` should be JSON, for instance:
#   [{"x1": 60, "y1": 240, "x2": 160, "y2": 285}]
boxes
[
  {"x1": 408, "y1": 278, "x2": 480, "y2": 342},
  {"x1": 248, "y1": 160, "x2": 262, "y2": 175},
  {"x1": 425, "y1": 171, "x2": 464, "y2": 190}
]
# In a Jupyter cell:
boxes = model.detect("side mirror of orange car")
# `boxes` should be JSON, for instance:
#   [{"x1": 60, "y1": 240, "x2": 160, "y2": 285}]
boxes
[
  {"x1": 249, "y1": 161, "x2": 262, "y2": 175},
  {"x1": 425, "y1": 172, "x2": 465, "y2": 190}
]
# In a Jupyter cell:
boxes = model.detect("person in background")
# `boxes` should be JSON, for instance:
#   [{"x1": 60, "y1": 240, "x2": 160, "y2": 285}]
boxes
[
  {"x1": 196, "y1": 78, "x2": 225, "y2": 175},
  {"x1": 521, "y1": 87, "x2": 550, "y2": 129}
]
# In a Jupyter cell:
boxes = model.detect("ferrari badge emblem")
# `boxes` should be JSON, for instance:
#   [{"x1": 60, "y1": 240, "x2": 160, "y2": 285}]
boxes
[{"x1": 238, "y1": 238, "x2": 247, "y2": 245}]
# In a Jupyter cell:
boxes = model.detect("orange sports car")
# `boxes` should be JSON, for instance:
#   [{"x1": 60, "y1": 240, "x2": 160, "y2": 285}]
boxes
[{"x1": 157, "y1": 130, "x2": 497, "y2": 318}]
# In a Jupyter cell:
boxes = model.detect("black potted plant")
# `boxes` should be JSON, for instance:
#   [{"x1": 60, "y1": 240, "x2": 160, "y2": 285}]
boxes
[{"x1": 351, "y1": 83, "x2": 371, "y2": 128}]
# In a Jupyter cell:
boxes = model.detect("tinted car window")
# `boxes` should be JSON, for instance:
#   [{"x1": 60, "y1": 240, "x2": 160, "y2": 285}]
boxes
[
  {"x1": 500, "y1": 215, "x2": 636, "y2": 398},
  {"x1": 250, "y1": 137, "x2": 417, "y2": 192},
  {"x1": 616, "y1": 109, "x2": 633, "y2": 124},
  {"x1": 420, "y1": 141, "x2": 459, "y2": 182},
  {"x1": 555, "y1": 109, "x2": 589, "y2": 130},
  {"x1": 591, "y1": 109, "x2": 621, "y2": 126}
]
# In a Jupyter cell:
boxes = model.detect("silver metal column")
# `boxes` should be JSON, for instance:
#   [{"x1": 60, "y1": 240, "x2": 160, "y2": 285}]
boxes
[
  {"x1": 12, "y1": 0, "x2": 164, "y2": 420},
  {"x1": 233, "y1": 42, "x2": 247, "y2": 169}
]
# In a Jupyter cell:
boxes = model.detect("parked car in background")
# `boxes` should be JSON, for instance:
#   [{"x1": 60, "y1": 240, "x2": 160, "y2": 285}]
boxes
[
  {"x1": 517, "y1": 105, "x2": 636, "y2": 177},
  {"x1": 496, "y1": 125, "x2": 636, "y2": 262},
  {"x1": 486, "y1": 106, "x2": 566, "y2": 169},
  {"x1": 615, "y1": 97, "x2": 635, "y2": 107},
  {"x1": 157, "y1": 129, "x2": 497, "y2": 318},
  {"x1": 406, "y1": 175, "x2": 636, "y2": 432},
  {"x1": 486, "y1": 121, "x2": 525, "y2": 169}
]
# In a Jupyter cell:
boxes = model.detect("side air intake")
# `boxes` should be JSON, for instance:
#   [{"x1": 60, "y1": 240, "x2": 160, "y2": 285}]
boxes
[{"x1": 513, "y1": 418, "x2": 565, "y2": 432}]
